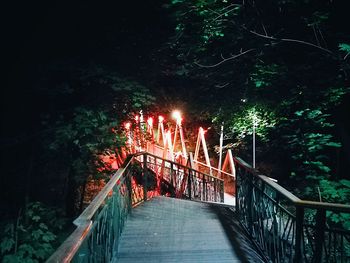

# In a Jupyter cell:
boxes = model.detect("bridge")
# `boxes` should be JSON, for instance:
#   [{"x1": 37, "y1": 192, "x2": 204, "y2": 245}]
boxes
[{"x1": 47, "y1": 112, "x2": 350, "y2": 263}]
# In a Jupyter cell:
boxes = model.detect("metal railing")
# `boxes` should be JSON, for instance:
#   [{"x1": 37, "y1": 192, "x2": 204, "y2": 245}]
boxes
[
  {"x1": 143, "y1": 152, "x2": 224, "y2": 203},
  {"x1": 47, "y1": 152, "x2": 224, "y2": 262},
  {"x1": 234, "y1": 157, "x2": 350, "y2": 263}
]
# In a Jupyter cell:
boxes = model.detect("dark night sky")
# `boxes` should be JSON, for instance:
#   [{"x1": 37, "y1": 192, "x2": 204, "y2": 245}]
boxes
[
  {"x1": 2, "y1": 1, "x2": 171, "y2": 138},
  {"x1": 1, "y1": 1, "x2": 172, "y2": 211}
]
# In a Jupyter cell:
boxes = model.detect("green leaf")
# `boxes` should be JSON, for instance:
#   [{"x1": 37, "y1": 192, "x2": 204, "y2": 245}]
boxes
[
  {"x1": 2, "y1": 254, "x2": 22, "y2": 263},
  {"x1": 294, "y1": 110, "x2": 304, "y2": 116},
  {"x1": 1, "y1": 237, "x2": 15, "y2": 254},
  {"x1": 18, "y1": 244, "x2": 35, "y2": 256},
  {"x1": 339, "y1": 43, "x2": 350, "y2": 53},
  {"x1": 32, "y1": 215, "x2": 40, "y2": 222},
  {"x1": 325, "y1": 142, "x2": 341, "y2": 147},
  {"x1": 39, "y1": 223, "x2": 48, "y2": 230},
  {"x1": 340, "y1": 179, "x2": 350, "y2": 188},
  {"x1": 32, "y1": 229, "x2": 44, "y2": 240},
  {"x1": 42, "y1": 232, "x2": 56, "y2": 242}
]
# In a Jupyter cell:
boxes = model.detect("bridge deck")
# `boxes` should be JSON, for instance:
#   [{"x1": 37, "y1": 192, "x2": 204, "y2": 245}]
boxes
[{"x1": 114, "y1": 196, "x2": 240, "y2": 263}]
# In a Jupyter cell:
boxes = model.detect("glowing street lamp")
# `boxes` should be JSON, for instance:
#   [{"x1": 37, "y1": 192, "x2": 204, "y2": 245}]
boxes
[
  {"x1": 172, "y1": 110, "x2": 182, "y2": 124},
  {"x1": 124, "y1": 122, "x2": 131, "y2": 130},
  {"x1": 252, "y1": 112, "x2": 258, "y2": 169}
]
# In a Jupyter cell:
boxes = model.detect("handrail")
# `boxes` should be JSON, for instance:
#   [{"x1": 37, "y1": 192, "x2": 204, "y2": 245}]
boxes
[
  {"x1": 47, "y1": 155, "x2": 136, "y2": 263},
  {"x1": 193, "y1": 159, "x2": 235, "y2": 178},
  {"x1": 259, "y1": 175, "x2": 300, "y2": 203},
  {"x1": 233, "y1": 155, "x2": 350, "y2": 262},
  {"x1": 73, "y1": 155, "x2": 134, "y2": 225},
  {"x1": 233, "y1": 156, "x2": 350, "y2": 210},
  {"x1": 143, "y1": 151, "x2": 224, "y2": 183},
  {"x1": 47, "y1": 152, "x2": 225, "y2": 262},
  {"x1": 47, "y1": 223, "x2": 92, "y2": 263},
  {"x1": 296, "y1": 199, "x2": 350, "y2": 212}
]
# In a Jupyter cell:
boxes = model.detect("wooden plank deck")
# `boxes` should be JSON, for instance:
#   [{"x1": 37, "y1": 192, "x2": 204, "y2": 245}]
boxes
[{"x1": 114, "y1": 196, "x2": 241, "y2": 263}]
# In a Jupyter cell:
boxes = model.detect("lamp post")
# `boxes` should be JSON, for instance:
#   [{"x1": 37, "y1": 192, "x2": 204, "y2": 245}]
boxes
[
  {"x1": 252, "y1": 112, "x2": 258, "y2": 169},
  {"x1": 218, "y1": 124, "x2": 224, "y2": 176},
  {"x1": 253, "y1": 118, "x2": 256, "y2": 169}
]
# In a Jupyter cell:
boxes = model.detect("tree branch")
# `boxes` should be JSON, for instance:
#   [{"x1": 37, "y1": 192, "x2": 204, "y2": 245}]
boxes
[
  {"x1": 194, "y1": 49, "x2": 255, "y2": 68},
  {"x1": 213, "y1": 6, "x2": 241, "y2": 22},
  {"x1": 246, "y1": 28, "x2": 335, "y2": 55},
  {"x1": 215, "y1": 82, "x2": 230, "y2": 88}
]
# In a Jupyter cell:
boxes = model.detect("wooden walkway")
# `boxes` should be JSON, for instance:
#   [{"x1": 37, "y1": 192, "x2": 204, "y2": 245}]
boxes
[{"x1": 114, "y1": 196, "x2": 241, "y2": 263}]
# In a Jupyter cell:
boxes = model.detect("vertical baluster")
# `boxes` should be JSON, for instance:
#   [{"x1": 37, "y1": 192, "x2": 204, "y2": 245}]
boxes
[
  {"x1": 126, "y1": 171, "x2": 132, "y2": 212},
  {"x1": 220, "y1": 181, "x2": 224, "y2": 203},
  {"x1": 340, "y1": 233, "x2": 344, "y2": 262},
  {"x1": 246, "y1": 172, "x2": 253, "y2": 235},
  {"x1": 203, "y1": 176, "x2": 206, "y2": 201},
  {"x1": 295, "y1": 206, "x2": 304, "y2": 263},
  {"x1": 187, "y1": 168, "x2": 192, "y2": 200},
  {"x1": 170, "y1": 162, "x2": 174, "y2": 187},
  {"x1": 274, "y1": 191, "x2": 280, "y2": 262},
  {"x1": 213, "y1": 178, "x2": 217, "y2": 202},
  {"x1": 143, "y1": 153, "x2": 148, "y2": 202},
  {"x1": 236, "y1": 167, "x2": 240, "y2": 214},
  {"x1": 314, "y1": 208, "x2": 326, "y2": 262}
]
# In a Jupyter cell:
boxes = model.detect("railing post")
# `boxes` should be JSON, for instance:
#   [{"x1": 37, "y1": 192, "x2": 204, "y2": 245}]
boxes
[
  {"x1": 187, "y1": 168, "x2": 192, "y2": 200},
  {"x1": 245, "y1": 172, "x2": 253, "y2": 234},
  {"x1": 214, "y1": 178, "x2": 217, "y2": 202},
  {"x1": 170, "y1": 162, "x2": 174, "y2": 186},
  {"x1": 220, "y1": 180, "x2": 224, "y2": 203},
  {"x1": 127, "y1": 171, "x2": 132, "y2": 212},
  {"x1": 314, "y1": 208, "x2": 326, "y2": 262},
  {"x1": 143, "y1": 153, "x2": 148, "y2": 202},
  {"x1": 294, "y1": 206, "x2": 304, "y2": 263},
  {"x1": 235, "y1": 167, "x2": 239, "y2": 214},
  {"x1": 203, "y1": 177, "x2": 206, "y2": 201}
]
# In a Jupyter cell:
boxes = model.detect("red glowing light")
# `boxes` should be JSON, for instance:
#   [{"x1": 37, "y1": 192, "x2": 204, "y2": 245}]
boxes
[
  {"x1": 147, "y1": 117, "x2": 153, "y2": 126},
  {"x1": 124, "y1": 122, "x2": 131, "y2": 130},
  {"x1": 199, "y1": 127, "x2": 207, "y2": 134},
  {"x1": 172, "y1": 110, "x2": 182, "y2": 124},
  {"x1": 172, "y1": 110, "x2": 181, "y2": 120},
  {"x1": 158, "y1": 115, "x2": 164, "y2": 122}
]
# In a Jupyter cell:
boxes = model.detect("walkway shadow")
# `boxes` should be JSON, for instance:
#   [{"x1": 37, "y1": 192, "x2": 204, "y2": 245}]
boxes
[{"x1": 211, "y1": 205, "x2": 267, "y2": 263}]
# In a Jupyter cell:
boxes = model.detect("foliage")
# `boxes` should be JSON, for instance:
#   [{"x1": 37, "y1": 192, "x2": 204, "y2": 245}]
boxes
[
  {"x1": 130, "y1": 163, "x2": 157, "y2": 190},
  {"x1": 250, "y1": 63, "x2": 282, "y2": 89},
  {"x1": 164, "y1": 0, "x2": 350, "y2": 205},
  {"x1": 49, "y1": 108, "x2": 122, "y2": 183},
  {"x1": 38, "y1": 67, "x2": 157, "y2": 215},
  {"x1": 339, "y1": 43, "x2": 350, "y2": 59},
  {"x1": 212, "y1": 104, "x2": 277, "y2": 145},
  {"x1": 1, "y1": 64, "x2": 158, "y2": 259},
  {"x1": 282, "y1": 108, "x2": 340, "y2": 180},
  {"x1": 0, "y1": 202, "x2": 66, "y2": 263}
]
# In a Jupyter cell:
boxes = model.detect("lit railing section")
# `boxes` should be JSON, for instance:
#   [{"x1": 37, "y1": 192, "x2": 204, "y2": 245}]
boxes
[
  {"x1": 47, "y1": 155, "x2": 137, "y2": 263},
  {"x1": 47, "y1": 153, "x2": 224, "y2": 262},
  {"x1": 143, "y1": 152, "x2": 224, "y2": 203},
  {"x1": 234, "y1": 157, "x2": 350, "y2": 263}
]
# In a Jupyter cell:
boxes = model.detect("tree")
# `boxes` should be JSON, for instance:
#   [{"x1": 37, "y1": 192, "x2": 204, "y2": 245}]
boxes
[
  {"x1": 164, "y1": 0, "x2": 350, "y2": 203},
  {"x1": 39, "y1": 65, "x2": 156, "y2": 216}
]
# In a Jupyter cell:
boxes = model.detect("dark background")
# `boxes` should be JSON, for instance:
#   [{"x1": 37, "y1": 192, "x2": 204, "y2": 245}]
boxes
[{"x1": 2, "y1": 1, "x2": 171, "y2": 138}]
